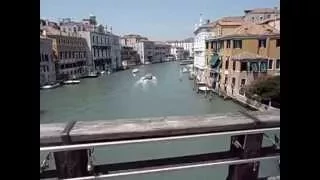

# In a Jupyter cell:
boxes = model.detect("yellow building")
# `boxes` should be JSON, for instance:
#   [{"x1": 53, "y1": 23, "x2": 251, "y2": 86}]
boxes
[
  {"x1": 202, "y1": 16, "x2": 244, "y2": 89},
  {"x1": 206, "y1": 22, "x2": 280, "y2": 99}
]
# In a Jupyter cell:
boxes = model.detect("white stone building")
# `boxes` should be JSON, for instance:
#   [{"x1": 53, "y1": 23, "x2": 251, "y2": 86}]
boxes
[
  {"x1": 166, "y1": 38, "x2": 194, "y2": 58},
  {"x1": 133, "y1": 40, "x2": 155, "y2": 64},
  {"x1": 170, "y1": 47, "x2": 184, "y2": 60},
  {"x1": 193, "y1": 16, "x2": 215, "y2": 73},
  {"x1": 78, "y1": 30, "x2": 112, "y2": 72},
  {"x1": 40, "y1": 36, "x2": 56, "y2": 86},
  {"x1": 110, "y1": 34, "x2": 122, "y2": 70}
]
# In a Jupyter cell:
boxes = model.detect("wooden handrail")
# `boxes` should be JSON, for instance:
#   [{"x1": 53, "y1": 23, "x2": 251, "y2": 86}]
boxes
[{"x1": 40, "y1": 111, "x2": 280, "y2": 146}]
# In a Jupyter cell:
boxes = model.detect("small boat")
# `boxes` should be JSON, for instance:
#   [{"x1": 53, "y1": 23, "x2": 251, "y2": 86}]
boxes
[
  {"x1": 132, "y1": 68, "x2": 139, "y2": 73},
  {"x1": 182, "y1": 67, "x2": 189, "y2": 73},
  {"x1": 63, "y1": 79, "x2": 80, "y2": 85},
  {"x1": 145, "y1": 61, "x2": 151, "y2": 65},
  {"x1": 41, "y1": 83, "x2": 61, "y2": 89},
  {"x1": 143, "y1": 73, "x2": 154, "y2": 80}
]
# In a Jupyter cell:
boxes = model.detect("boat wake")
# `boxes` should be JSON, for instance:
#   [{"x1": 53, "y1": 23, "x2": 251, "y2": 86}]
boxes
[{"x1": 134, "y1": 74, "x2": 158, "y2": 91}]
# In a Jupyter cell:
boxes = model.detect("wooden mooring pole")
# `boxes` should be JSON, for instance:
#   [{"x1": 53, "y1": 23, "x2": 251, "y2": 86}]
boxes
[{"x1": 226, "y1": 133, "x2": 264, "y2": 180}]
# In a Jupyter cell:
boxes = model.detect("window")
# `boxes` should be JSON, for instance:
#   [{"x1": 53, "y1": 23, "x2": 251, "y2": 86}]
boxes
[
  {"x1": 231, "y1": 77, "x2": 236, "y2": 87},
  {"x1": 268, "y1": 60, "x2": 273, "y2": 69},
  {"x1": 92, "y1": 36, "x2": 95, "y2": 43},
  {"x1": 226, "y1": 40, "x2": 231, "y2": 48},
  {"x1": 210, "y1": 41, "x2": 214, "y2": 49},
  {"x1": 259, "y1": 16, "x2": 263, "y2": 21},
  {"x1": 225, "y1": 59, "x2": 229, "y2": 69},
  {"x1": 205, "y1": 42, "x2": 209, "y2": 49},
  {"x1": 251, "y1": 17, "x2": 255, "y2": 22},
  {"x1": 224, "y1": 76, "x2": 228, "y2": 84},
  {"x1": 276, "y1": 59, "x2": 280, "y2": 69},
  {"x1": 241, "y1": 79, "x2": 246, "y2": 86},
  {"x1": 78, "y1": 26, "x2": 81, "y2": 31},
  {"x1": 276, "y1": 39, "x2": 280, "y2": 47},
  {"x1": 233, "y1": 40, "x2": 242, "y2": 49},
  {"x1": 232, "y1": 61, "x2": 236, "y2": 71},
  {"x1": 258, "y1": 39, "x2": 266, "y2": 48},
  {"x1": 240, "y1": 62, "x2": 248, "y2": 71},
  {"x1": 69, "y1": 52, "x2": 72, "y2": 58},
  {"x1": 45, "y1": 54, "x2": 48, "y2": 61},
  {"x1": 267, "y1": 14, "x2": 271, "y2": 19},
  {"x1": 73, "y1": 27, "x2": 77, "y2": 32}
]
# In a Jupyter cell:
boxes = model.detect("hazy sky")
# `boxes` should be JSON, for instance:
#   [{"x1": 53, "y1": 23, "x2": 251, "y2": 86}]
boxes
[{"x1": 40, "y1": 0, "x2": 279, "y2": 41}]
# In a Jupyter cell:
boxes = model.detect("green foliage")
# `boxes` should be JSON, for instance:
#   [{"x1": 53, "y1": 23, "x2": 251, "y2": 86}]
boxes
[{"x1": 245, "y1": 76, "x2": 280, "y2": 103}]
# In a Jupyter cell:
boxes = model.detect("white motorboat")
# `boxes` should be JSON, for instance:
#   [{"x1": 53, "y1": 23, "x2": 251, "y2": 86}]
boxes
[
  {"x1": 142, "y1": 73, "x2": 156, "y2": 81},
  {"x1": 145, "y1": 61, "x2": 151, "y2": 65},
  {"x1": 182, "y1": 67, "x2": 189, "y2": 73},
  {"x1": 132, "y1": 68, "x2": 139, "y2": 73},
  {"x1": 41, "y1": 83, "x2": 61, "y2": 89},
  {"x1": 63, "y1": 80, "x2": 80, "y2": 85}
]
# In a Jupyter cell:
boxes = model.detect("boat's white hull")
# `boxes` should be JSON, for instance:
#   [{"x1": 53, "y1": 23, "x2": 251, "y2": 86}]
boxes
[
  {"x1": 132, "y1": 69, "x2": 139, "y2": 73},
  {"x1": 41, "y1": 83, "x2": 61, "y2": 89},
  {"x1": 63, "y1": 80, "x2": 80, "y2": 85}
]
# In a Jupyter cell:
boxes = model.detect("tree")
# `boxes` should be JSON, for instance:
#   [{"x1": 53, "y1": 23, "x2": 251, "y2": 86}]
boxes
[{"x1": 245, "y1": 75, "x2": 280, "y2": 107}]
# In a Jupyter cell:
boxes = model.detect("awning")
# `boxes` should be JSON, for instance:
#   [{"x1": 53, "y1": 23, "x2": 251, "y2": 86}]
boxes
[{"x1": 210, "y1": 54, "x2": 220, "y2": 68}]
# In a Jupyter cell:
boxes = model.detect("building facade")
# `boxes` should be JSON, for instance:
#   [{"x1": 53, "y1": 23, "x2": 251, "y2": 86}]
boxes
[
  {"x1": 133, "y1": 40, "x2": 155, "y2": 64},
  {"x1": 47, "y1": 34, "x2": 91, "y2": 80},
  {"x1": 243, "y1": 8, "x2": 280, "y2": 24},
  {"x1": 40, "y1": 36, "x2": 56, "y2": 86},
  {"x1": 166, "y1": 38, "x2": 194, "y2": 58},
  {"x1": 120, "y1": 34, "x2": 148, "y2": 47},
  {"x1": 121, "y1": 46, "x2": 140, "y2": 68},
  {"x1": 206, "y1": 23, "x2": 280, "y2": 100},
  {"x1": 193, "y1": 17, "x2": 215, "y2": 72},
  {"x1": 170, "y1": 46, "x2": 184, "y2": 60},
  {"x1": 153, "y1": 42, "x2": 171, "y2": 63},
  {"x1": 59, "y1": 15, "x2": 98, "y2": 34},
  {"x1": 78, "y1": 31, "x2": 112, "y2": 72},
  {"x1": 110, "y1": 34, "x2": 122, "y2": 70}
]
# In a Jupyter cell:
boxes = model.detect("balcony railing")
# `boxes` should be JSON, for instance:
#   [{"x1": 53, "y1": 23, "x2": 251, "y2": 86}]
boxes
[{"x1": 40, "y1": 111, "x2": 280, "y2": 180}]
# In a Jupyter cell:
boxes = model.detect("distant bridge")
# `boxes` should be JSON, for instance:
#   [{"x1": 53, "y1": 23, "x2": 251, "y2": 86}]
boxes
[{"x1": 40, "y1": 110, "x2": 280, "y2": 180}]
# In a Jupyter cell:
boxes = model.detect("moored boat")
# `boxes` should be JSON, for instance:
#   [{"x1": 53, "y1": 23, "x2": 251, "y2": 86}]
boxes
[
  {"x1": 41, "y1": 82, "x2": 61, "y2": 89},
  {"x1": 63, "y1": 80, "x2": 80, "y2": 85}
]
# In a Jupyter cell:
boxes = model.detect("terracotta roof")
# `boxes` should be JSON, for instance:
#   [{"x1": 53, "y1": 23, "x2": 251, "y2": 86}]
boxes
[
  {"x1": 220, "y1": 16, "x2": 244, "y2": 22},
  {"x1": 215, "y1": 16, "x2": 244, "y2": 26},
  {"x1": 220, "y1": 22, "x2": 279, "y2": 38},
  {"x1": 244, "y1": 8, "x2": 280, "y2": 14},
  {"x1": 259, "y1": 17, "x2": 280, "y2": 25},
  {"x1": 231, "y1": 51, "x2": 269, "y2": 60}
]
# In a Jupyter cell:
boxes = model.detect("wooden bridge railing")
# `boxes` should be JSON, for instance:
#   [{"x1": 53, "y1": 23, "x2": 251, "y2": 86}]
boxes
[{"x1": 40, "y1": 110, "x2": 280, "y2": 180}]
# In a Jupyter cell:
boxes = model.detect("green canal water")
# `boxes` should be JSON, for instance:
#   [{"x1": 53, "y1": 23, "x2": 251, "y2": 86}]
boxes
[{"x1": 40, "y1": 62, "x2": 279, "y2": 179}]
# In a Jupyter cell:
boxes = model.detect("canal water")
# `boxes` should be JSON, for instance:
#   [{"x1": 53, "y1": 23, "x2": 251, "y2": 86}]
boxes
[{"x1": 40, "y1": 62, "x2": 279, "y2": 179}]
